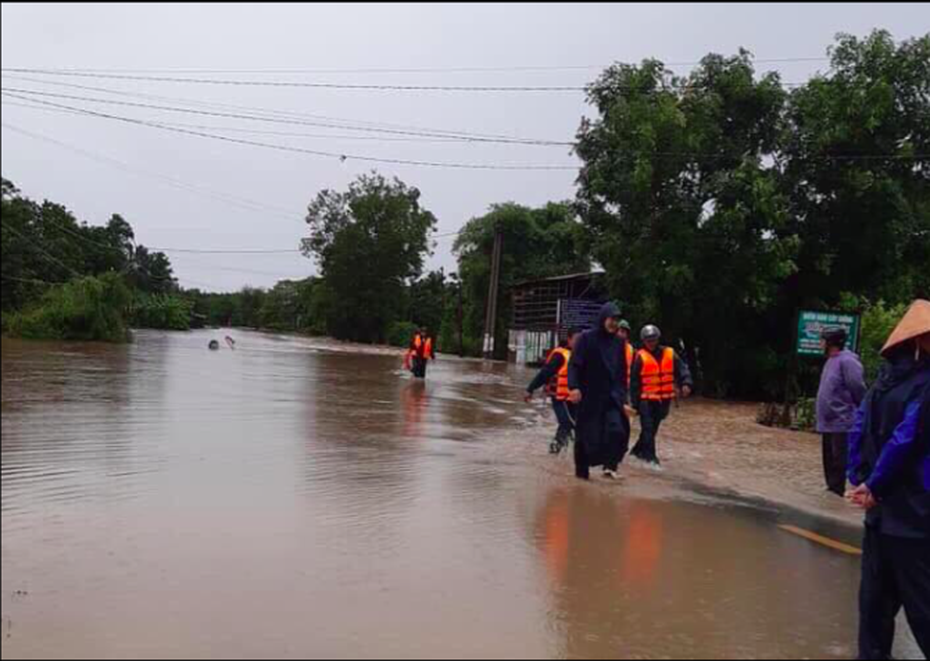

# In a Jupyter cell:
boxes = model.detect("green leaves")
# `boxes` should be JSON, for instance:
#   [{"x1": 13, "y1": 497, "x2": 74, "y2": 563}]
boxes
[
  {"x1": 303, "y1": 172, "x2": 437, "y2": 343},
  {"x1": 574, "y1": 30, "x2": 928, "y2": 397}
]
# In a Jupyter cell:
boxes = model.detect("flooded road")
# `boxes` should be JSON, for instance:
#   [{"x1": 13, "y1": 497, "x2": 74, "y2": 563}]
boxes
[{"x1": 1, "y1": 331, "x2": 870, "y2": 659}]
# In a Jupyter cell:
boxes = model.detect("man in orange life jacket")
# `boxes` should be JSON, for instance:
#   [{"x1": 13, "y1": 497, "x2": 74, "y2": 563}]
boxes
[
  {"x1": 408, "y1": 328, "x2": 435, "y2": 379},
  {"x1": 630, "y1": 324, "x2": 693, "y2": 467},
  {"x1": 526, "y1": 328, "x2": 581, "y2": 455},
  {"x1": 617, "y1": 319, "x2": 635, "y2": 388}
]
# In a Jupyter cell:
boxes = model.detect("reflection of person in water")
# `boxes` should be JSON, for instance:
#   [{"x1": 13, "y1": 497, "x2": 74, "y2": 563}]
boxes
[
  {"x1": 534, "y1": 488, "x2": 665, "y2": 658},
  {"x1": 402, "y1": 382, "x2": 429, "y2": 437}
]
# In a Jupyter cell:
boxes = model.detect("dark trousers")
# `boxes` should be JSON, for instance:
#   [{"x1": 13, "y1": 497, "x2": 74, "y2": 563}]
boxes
[
  {"x1": 411, "y1": 356, "x2": 428, "y2": 379},
  {"x1": 575, "y1": 408, "x2": 629, "y2": 479},
  {"x1": 858, "y1": 527, "x2": 930, "y2": 660},
  {"x1": 822, "y1": 432, "x2": 849, "y2": 496},
  {"x1": 632, "y1": 400, "x2": 671, "y2": 464},
  {"x1": 551, "y1": 399, "x2": 576, "y2": 443}
]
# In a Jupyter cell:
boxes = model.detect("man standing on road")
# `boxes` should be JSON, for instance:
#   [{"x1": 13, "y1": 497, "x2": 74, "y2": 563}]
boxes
[
  {"x1": 630, "y1": 325, "x2": 693, "y2": 468},
  {"x1": 847, "y1": 299, "x2": 930, "y2": 661},
  {"x1": 525, "y1": 328, "x2": 581, "y2": 455},
  {"x1": 567, "y1": 303, "x2": 631, "y2": 481},
  {"x1": 407, "y1": 328, "x2": 435, "y2": 379},
  {"x1": 816, "y1": 326, "x2": 867, "y2": 496}
]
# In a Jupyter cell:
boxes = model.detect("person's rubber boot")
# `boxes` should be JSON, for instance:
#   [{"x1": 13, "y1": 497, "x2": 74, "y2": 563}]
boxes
[{"x1": 550, "y1": 430, "x2": 568, "y2": 455}]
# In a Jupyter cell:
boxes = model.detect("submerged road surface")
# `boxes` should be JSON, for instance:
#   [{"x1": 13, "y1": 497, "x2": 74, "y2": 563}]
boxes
[{"x1": 0, "y1": 330, "x2": 897, "y2": 659}]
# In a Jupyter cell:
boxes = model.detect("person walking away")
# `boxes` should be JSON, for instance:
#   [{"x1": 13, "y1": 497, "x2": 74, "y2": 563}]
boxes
[
  {"x1": 525, "y1": 328, "x2": 581, "y2": 455},
  {"x1": 630, "y1": 325, "x2": 693, "y2": 467},
  {"x1": 567, "y1": 303, "x2": 631, "y2": 481},
  {"x1": 816, "y1": 326, "x2": 867, "y2": 496},
  {"x1": 848, "y1": 299, "x2": 930, "y2": 661}
]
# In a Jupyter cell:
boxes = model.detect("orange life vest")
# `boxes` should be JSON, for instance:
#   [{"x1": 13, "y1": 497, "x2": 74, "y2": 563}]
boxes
[
  {"x1": 625, "y1": 341, "x2": 635, "y2": 387},
  {"x1": 545, "y1": 347, "x2": 572, "y2": 401},
  {"x1": 424, "y1": 337, "x2": 434, "y2": 360},
  {"x1": 638, "y1": 347, "x2": 676, "y2": 400}
]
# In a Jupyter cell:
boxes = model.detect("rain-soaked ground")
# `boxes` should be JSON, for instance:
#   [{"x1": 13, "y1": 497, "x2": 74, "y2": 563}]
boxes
[{"x1": 0, "y1": 330, "x2": 914, "y2": 659}]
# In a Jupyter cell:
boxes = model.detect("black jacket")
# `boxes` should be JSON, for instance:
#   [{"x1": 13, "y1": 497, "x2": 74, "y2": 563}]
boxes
[{"x1": 568, "y1": 303, "x2": 629, "y2": 410}]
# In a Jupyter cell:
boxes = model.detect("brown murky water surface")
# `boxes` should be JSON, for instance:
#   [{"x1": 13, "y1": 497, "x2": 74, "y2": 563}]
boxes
[{"x1": 2, "y1": 331, "x2": 868, "y2": 659}]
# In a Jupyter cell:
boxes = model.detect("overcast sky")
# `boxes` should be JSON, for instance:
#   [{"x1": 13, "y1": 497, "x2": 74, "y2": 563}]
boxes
[{"x1": 2, "y1": 3, "x2": 924, "y2": 291}]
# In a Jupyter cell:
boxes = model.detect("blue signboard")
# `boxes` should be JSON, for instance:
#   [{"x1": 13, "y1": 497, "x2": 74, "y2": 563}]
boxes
[{"x1": 558, "y1": 299, "x2": 603, "y2": 332}]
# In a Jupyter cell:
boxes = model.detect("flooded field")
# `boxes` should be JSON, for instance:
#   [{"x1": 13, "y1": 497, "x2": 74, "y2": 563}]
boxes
[{"x1": 0, "y1": 331, "x2": 880, "y2": 659}]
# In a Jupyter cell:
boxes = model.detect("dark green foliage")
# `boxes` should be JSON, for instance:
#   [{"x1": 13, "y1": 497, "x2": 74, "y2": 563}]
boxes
[
  {"x1": 574, "y1": 31, "x2": 929, "y2": 398},
  {"x1": 6, "y1": 273, "x2": 132, "y2": 342},
  {"x1": 452, "y1": 202, "x2": 591, "y2": 358},
  {"x1": 302, "y1": 172, "x2": 436, "y2": 343},
  {"x1": 387, "y1": 321, "x2": 419, "y2": 349},
  {"x1": 131, "y1": 293, "x2": 193, "y2": 331}
]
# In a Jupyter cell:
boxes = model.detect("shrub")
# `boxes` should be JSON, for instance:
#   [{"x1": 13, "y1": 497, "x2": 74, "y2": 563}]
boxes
[
  {"x1": 387, "y1": 321, "x2": 418, "y2": 348},
  {"x1": 131, "y1": 293, "x2": 192, "y2": 331},
  {"x1": 6, "y1": 273, "x2": 132, "y2": 342}
]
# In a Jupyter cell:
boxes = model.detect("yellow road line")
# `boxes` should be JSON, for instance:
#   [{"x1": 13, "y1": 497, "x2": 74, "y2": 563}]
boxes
[{"x1": 778, "y1": 525, "x2": 863, "y2": 556}]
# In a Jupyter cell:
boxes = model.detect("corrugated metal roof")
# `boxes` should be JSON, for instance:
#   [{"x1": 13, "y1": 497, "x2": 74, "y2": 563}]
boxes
[{"x1": 512, "y1": 270, "x2": 605, "y2": 288}]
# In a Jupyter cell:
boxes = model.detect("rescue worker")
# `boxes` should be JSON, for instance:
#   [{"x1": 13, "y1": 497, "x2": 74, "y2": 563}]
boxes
[
  {"x1": 567, "y1": 302, "x2": 631, "y2": 481},
  {"x1": 617, "y1": 319, "x2": 635, "y2": 387},
  {"x1": 525, "y1": 328, "x2": 581, "y2": 455},
  {"x1": 847, "y1": 299, "x2": 930, "y2": 660},
  {"x1": 816, "y1": 326, "x2": 867, "y2": 496},
  {"x1": 407, "y1": 328, "x2": 435, "y2": 379},
  {"x1": 630, "y1": 325, "x2": 693, "y2": 467}
]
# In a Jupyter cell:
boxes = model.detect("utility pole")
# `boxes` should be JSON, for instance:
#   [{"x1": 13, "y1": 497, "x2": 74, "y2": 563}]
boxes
[
  {"x1": 482, "y1": 230, "x2": 503, "y2": 359},
  {"x1": 456, "y1": 277, "x2": 465, "y2": 358}
]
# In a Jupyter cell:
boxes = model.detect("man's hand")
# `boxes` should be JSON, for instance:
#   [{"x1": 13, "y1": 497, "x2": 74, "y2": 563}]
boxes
[
  {"x1": 681, "y1": 385, "x2": 693, "y2": 399},
  {"x1": 846, "y1": 484, "x2": 878, "y2": 511},
  {"x1": 568, "y1": 389, "x2": 583, "y2": 405},
  {"x1": 623, "y1": 404, "x2": 638, "y2": 418}
]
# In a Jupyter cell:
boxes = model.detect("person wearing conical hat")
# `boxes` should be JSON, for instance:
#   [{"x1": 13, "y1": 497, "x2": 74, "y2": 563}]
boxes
[{"x1": 847, "y1": 300, "x2": 930, "y2": 660}]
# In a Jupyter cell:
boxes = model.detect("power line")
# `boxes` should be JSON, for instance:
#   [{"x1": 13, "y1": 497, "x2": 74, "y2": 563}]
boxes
[
  {"x1": 0, "y1": 85, "x2": 574, "y2": 146},
  {"x1": 3, "y1": 69, "x2": 587, "y2": 92},
  {"x1": 1, "y1": 220, "x2": 84, "y2": 278},
  {"x1": 152, "y1": 246, "x2": 300, "y2": 254},
  {"x1": 0, "y1": 74, "x2": 554, "y2": 144},
  {"x1": 1, "y1": 97, "x2": 487, "y2": 145},
  {"x1": 2, "y1": 120, "x2": 468, "y2": 249},
  {"x1": 1, "y1": 67, "x2": 814, "y2": 92},
  {"x1": 1, "y1": 120, "x2": 301, "y2": 220},
  {"x1": 1, "y1": 91, "x2": 579, "y2": 170},
  {"x1": 1, "y1": 273, "x2": 62, "y2": 287},
  {"x1": 1, "y1": 57, "x2": 830, "y2": 76}
]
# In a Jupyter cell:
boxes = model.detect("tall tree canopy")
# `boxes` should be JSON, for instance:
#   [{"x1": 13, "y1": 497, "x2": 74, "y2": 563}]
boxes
[{"x1": 303, "y1": 172, "x2": 436, "y2": 343}]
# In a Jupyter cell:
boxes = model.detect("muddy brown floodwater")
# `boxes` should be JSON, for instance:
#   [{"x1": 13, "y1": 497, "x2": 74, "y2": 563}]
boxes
[{"x1": 0, "y1": 331, "x2": 886, "y2": 659}]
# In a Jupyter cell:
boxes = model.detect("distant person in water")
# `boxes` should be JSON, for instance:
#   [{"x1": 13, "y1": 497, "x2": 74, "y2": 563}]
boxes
[
  {"x1": 209, "y1": 340, "x2": 220, "y2": 351},
  {"x1": 225, "y1": 336, "x2": 236, "y2": 350},
  {"x1": 406, "y1": 328, "x2": 435, "y2": 379}
]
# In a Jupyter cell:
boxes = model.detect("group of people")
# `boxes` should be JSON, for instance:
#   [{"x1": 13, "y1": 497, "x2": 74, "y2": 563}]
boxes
[
  {"x1": 526, "y1": 302, "x2": 693, "y2": 480},
  {"x1": 526, "y1": 300, "x2": 928, "y2": 659},
  {"x1": 816, "y1": 300, "x2": 929, "y2": 660}
]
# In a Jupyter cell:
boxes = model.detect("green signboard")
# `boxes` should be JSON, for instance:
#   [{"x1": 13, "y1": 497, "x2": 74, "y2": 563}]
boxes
[{"x1": 797, "y1": 310, "x2": 861, "y2": 356}]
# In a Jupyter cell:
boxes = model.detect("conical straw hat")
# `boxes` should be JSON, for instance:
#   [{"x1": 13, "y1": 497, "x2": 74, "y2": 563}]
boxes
[{"x1": 881, "y1": 299, "x2": 930, "y2": 356}]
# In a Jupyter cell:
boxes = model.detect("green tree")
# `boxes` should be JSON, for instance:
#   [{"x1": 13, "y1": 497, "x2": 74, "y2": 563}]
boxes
[
  {"x1": 575, "y1": 52, "x2": 796, "y2": 396},
  {"x1": 453, "y1": 201, "x2": 590, "y2": 358},
  {"x1": 303, "y1": 172, "x2": 436, "y2": 343},
  {"x1": 408, "y1": 269, "x2": 447, "y2": 338},
  {"x1": 128, "y1": 245, "x2": 177, "y2": 295},
  {"x1": 779, "y1": 30, "x2": 930, "y2": 312}
]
